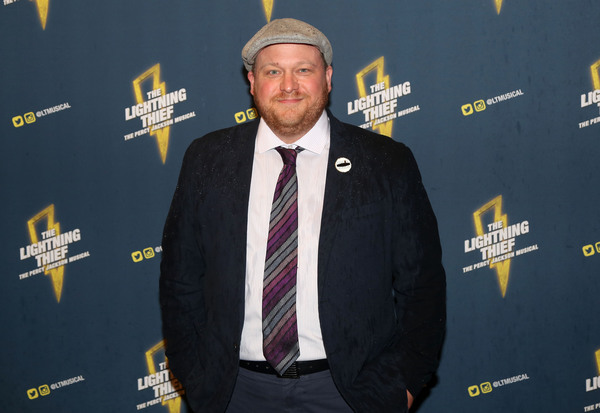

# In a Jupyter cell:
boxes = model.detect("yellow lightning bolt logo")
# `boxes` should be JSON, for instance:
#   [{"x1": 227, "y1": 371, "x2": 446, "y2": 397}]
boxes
[
  {"x1": 356, "y1": 56, "x2": 393, "y2": 137},
  {"x1": 133, "y1": 64, "x2": 170, "y2": 164},
  {"x1": 27, "y1": 204, "x2": 64, "y2": 302},
  {"x1": 590, "y1": 59, "x2": 600, "y2": 90},
  {"x1": 596, "y1": 349, "x2": 600, "y2": 375},
  {"x1": 145, "y1": 340, "x2": 183, "y2": 413},
  {"x1": 473, "y1": 195, "x2": 511, "y2": 297},
  {"x1": 30, "y1": 0, "x2": 49, "y2": 29},
  {"x1": 495, "y1": 0, "x2": 503, "y2": 14},
  {"x1": 262, "y1": 0, "x2": 274, "y2": 22}
]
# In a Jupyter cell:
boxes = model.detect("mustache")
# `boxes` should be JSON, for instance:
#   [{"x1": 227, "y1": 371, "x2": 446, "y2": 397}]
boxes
[{"x1": 273, "y1": 92, "x2": 305, "y2": 100}]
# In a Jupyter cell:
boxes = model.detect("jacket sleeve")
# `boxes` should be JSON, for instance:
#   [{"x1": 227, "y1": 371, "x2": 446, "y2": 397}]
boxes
[{"x1": 353, "y1": 146, "x2": 446, "y2": 410}]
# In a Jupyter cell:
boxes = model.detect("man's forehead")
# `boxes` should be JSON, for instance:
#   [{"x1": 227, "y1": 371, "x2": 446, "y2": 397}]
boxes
[{"x1": 254, "y1": 43, "x2": 323, "y2": 65}]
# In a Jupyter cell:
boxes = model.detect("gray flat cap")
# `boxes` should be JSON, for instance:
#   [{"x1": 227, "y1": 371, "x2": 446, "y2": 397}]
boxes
[{"x1": 242, "y1": 18, "x2": 332, "y2": 71}]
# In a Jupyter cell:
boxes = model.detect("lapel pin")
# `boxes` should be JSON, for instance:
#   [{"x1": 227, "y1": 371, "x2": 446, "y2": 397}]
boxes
[{"x1": 335, "y1": 157, "x2": 352, "y2": 173}]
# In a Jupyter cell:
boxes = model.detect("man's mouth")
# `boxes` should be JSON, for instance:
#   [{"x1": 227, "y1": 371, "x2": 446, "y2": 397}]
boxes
[{"x1": 276, "y1": 93, "x2": 304, "y2": 104}]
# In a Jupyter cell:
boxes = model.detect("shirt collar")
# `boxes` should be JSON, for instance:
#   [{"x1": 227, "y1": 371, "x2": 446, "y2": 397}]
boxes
[{"x1": 256, "y1": 110, "x2": 329, "y2": 155}]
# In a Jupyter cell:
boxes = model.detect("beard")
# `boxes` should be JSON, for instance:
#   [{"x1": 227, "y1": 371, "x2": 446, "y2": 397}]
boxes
[{"x1": 254, "y1": 88, "x2": 329, "y2": 142}]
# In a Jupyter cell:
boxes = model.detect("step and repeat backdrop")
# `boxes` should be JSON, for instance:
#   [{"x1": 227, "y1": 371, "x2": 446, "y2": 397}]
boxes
[{"x1": 1, "y1": 0, "x2": 599, "y2": 412}]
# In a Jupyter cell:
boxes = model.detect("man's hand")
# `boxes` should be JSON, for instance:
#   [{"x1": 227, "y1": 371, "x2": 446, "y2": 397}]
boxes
[{"x1": 407, "y1": 390, "x2": 414, "y2": 409}]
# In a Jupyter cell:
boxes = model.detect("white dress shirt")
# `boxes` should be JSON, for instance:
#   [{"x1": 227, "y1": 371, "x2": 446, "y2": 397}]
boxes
[{"x1": 240, "y1": 111, "x2": 330, "y2": 361}]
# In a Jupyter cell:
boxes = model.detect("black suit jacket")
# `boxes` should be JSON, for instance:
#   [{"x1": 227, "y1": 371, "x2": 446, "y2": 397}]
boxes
[{"x1": 160, "y1": 112, "x2": 446, "y2": 412}]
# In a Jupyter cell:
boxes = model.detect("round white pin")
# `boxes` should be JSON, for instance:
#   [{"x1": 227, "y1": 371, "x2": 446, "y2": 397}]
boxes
[{"x1": 335, "y1": 157, "x2": 352, "y2": 173}]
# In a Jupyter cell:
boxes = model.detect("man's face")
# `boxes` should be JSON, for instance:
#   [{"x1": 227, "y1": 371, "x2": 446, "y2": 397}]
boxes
[{"x1": 248, "y1": 43, "x2": 333, "y2": 143}]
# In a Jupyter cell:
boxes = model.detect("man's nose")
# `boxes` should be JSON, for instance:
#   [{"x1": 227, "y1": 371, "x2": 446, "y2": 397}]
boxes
[{"x1": 280, "y1": 73, "x2": 298, "y2": 93}]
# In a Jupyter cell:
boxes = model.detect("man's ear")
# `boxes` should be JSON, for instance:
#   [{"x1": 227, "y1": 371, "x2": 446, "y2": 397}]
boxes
[{"x1": 247, "y1": 71, "x2": 255, "y2": 96}]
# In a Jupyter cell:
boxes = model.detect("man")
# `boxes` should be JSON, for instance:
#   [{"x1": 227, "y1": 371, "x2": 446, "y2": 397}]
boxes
[{"x1": 160, "y1": 18, "x2": 445, "y2": 412}]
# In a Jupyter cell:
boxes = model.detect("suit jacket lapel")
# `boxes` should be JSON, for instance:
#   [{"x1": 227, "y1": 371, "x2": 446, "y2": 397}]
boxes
[
  {"x1": 318, "y1": 113, "x2": 356, "y2": 293},
  {"x1": 226, "y1": 121, "x2": 258, "y2": 325},
  {"x1": 228, "y1": 120, "x2": 259, "y2": 224}
]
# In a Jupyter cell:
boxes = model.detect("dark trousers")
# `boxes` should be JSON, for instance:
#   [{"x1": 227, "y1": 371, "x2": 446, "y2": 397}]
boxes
[{"x1": 226, "y1": 367, "x2": 353, "y2": 412}]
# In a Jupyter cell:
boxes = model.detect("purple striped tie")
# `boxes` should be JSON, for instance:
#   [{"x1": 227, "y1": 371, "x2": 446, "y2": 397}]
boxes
[{"x1": 263, "y1": 147, "x2": 302, "y2": 376}]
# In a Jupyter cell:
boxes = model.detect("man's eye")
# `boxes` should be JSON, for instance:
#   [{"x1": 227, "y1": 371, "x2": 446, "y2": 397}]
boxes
[{"x1": 267, "y1": 70, "x2": 279, "y2": 75}]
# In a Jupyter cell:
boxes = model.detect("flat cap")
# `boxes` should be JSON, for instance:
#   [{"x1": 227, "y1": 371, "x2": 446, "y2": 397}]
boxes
[{"x1": 242, "y1": 18, "x2": 332, "y2": 71}]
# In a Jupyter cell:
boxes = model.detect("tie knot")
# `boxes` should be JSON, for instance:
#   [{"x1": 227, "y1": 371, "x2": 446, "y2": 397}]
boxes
[{"x1": 275, "y1": 147, "x2": 302, "y2": 166}]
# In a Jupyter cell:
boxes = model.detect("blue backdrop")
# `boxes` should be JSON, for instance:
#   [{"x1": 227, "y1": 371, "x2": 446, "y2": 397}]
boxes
[{"x1": 2, "y1": 1, "x2": 599, "y2": 411}]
